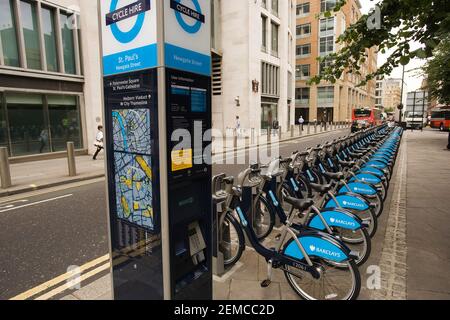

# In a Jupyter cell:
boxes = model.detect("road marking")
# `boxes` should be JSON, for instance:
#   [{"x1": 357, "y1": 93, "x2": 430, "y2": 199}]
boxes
[
  {"x1": 9, "y1": 254, "x2": 110, "y2": 300},
  {"x1": 0, "y1": 194, "x2": 73, "y2": 213},
  {"x1": 0, "y1": 178, "x2": 105, "y2": 206},
  {"x1": 34, "y1": 262, "x2": 111, "y2": 300},
  {"x1": 10, "y1": 239, "x2": 152, "y2": 300}
]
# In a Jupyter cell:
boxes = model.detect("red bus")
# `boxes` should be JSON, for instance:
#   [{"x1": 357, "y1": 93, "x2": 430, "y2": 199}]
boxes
[
  {"x1": 430, "y1": 108, "x2": 450, "y2": 131},
  {"x1": 352, "y1": 108, "x2": 383, "y2": 127}
]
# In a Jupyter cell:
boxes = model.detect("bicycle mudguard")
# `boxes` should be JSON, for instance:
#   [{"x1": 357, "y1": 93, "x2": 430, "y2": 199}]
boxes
[
  {"x1": 350, "y1": 173, "x2": 382, "y2": 185},
  {"x1": 283, "y1": 232, "x2": 350, "y2": 263},
  {"x1": 338, "y1": 182, "x2": 377, "y2": 196},
  {"x1": 324, "y1": 194, "x2": 370, "y2": 211},
  {"x1": 360, "y1": 166, "x2": 385, "y2": 177},
  {"x1": 307, "y1": 209, "x2": 363, "y2": 231},
  {"x1": 365, "y1": 160, "x2": 388, "y2": 169}
]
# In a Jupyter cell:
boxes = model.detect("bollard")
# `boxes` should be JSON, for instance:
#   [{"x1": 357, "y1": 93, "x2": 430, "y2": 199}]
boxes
[
  {"x1": 0, "y1": 147, "x2": 12, "y2": 189},
  {"x1": 291, "y1": 125, "x2": 294, "y2": 138},
  {"x1": 267, "y1": 128, "x2": 271, "y2": 144},
  {"x1": 314, "y1": 123, "x2": 318, "y2": 134},
  {"x1": 67, "y1": 142, "x2": 77, "y2": 177},
  {"x1": 307, "y1": 123, "x2": 311, "y2": 135},
  {"x1": 233, "y1": 129, "x2": 238, "y2": 150}
]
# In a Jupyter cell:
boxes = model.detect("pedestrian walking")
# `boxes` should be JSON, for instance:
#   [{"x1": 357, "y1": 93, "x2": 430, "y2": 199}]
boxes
[
  {"x1": 235, "y1": 116, "x2": 241, "y2": 137},
  {"x1": 93, "y1": 125, "x2": 104, "y2": 160},
  {"x1": 39, "y1": 128, "x2": 49, "y2": 153},
  {"x1": 447, "y1": 126, "x2": 450, "y2": 150},
  {"x1": 298, "y1": 116, "x2": 305, "y2": 131},
  {"x1": 272, "y1": 119, "x2": 279, "y2": 136}
]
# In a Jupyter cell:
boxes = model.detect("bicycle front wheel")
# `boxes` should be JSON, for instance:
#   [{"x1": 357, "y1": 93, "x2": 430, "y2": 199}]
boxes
[{"x1": 220, "y1": 213, "x2": 245, "y2": 268}]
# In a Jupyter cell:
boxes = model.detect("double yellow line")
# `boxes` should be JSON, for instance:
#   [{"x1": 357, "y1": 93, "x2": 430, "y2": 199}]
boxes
[{"x1": 9, "y1": 239, "x2": 155, "y2": 300}]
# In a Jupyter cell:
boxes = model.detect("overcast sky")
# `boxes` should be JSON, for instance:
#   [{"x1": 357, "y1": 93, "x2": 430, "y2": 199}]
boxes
[{"x1": 359, "y1": 0, "x2": 426, "y2": 96}]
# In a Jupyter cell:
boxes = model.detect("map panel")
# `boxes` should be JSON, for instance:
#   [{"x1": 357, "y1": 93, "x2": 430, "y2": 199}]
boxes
[
  {"x1": 112, "y1": 109, "x2": 152, "y2": 155},
  {"x1": 114, "y1": 152, "x2": 154, "y2": 230}
]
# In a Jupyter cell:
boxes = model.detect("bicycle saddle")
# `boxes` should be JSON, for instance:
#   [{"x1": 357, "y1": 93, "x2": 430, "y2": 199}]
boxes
[
  {"x1": 339, "y1": 160, "x2": 356, "y2": 168},
  {"x1": 284, "y1": 197, "x2": 314, "y2": 211},
  {"x1": 310, "y1": 183, "x2": 333, "y2": 194}
]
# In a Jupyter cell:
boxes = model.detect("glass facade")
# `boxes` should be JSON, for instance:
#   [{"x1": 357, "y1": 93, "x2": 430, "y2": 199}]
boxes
[
  {"x1": 0, "y1": 1, "x2": 80, "y2": 75},
  {"x1": 42, "y1": 6, "x2": 58, "y2": 72},
  {"x1": 6, "y1": 93, "x2": 47, "y2": 156},
  {"x1": 261, "y1": 103, "x2": 278, "y2": 130},
  {"x1": 60, "y1": 13, "x2": 76, "y2": 74},
  {"x1": 0, "y1": 93, "x2": 8, "y2": 149},
  {"x1": 20, "y1": 0, "x2": 41, "y2": 69},
  {"x1": 0, "y1": 0, "x2": 20, "y2": 67},
  {"x1": 48, "y1": 95, "x2": 82, "y2": 151},
  {"x1": 1, "y1": 92, "x2": 83, "y2": 156}
]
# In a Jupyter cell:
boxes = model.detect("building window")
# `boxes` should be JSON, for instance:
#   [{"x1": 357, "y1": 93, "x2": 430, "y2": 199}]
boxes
[
  {"x1": 2, "y1": 92, "x2": 83, "y2": 156},
  {"x1": 319, "y1": 36, "x2": 334, "y2": 56},
  {"x1": 271, "y1": 0, "x2": 278, "y2": 16},
  {"x1": 296, "y1": 2, "x2": 310, "y2": 16},
  {"x1": 20, "y1": 1, "x2": 42, "y2": 70},
  {"x1": 296, "y1": 23, "x2": 311, "y2": 38},
  {"x1": 321, "y1": 0, "x2": 336, "y2": 13},
  {"x1": 6, "y1": 93, "x2": 47, "y2": 156},
  {"x1": 42, "y1": 6, "x2": 59, "y2": 72},
  {"x1": 48, "y1": 95, "x2": 82, "y2": 151},
  {"x1": 296, "y1": 64, "x2": 310, "y2": 80},
  {"x1": 261, "y1": 15, "x2": 267, "y2": 52},
  {"x1": 296, "y1": 44, "x2": 311, "y2": 57},
  {"x1": 295, "y1": 87, "x2": 310, "y2": 105},
  {"x1": 60, "y1": 12, "x2": 76, "y2": 74},
  {"x1": 271, "y1": 22, "x2": 279, "y2": 56},
  {"x1": 0, "y1": 0, "x2": 20, "y2": 67},
  {"x1": 319, "y1": 58, "x2": 332, "y2": 75},
  {"x1": 320, "y1": 17, "x2": 334, "y2": 35},
  {"x1": 261, "y1": 62, "x2": 280, "y2": 97},
  {"x1": 317, "y1": 86, "x2": 335, "y2": 105}
]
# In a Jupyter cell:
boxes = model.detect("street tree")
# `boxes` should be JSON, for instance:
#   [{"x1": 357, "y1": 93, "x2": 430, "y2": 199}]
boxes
[
  {"x1": 422, "y1": 37, "x2": 450, "y2": 104},
  {"x1": 309, "y1": 0, "x2": 450, "y2": 87}
]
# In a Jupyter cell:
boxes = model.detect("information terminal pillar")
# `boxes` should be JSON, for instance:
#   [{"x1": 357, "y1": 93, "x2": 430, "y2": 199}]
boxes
[{"x1": 100, "y1": 0, "x2": 212, "y2": 300}]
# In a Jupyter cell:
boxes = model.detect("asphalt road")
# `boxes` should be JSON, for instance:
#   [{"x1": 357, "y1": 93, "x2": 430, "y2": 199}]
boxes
[{"x1": 0, "y1": 129, "x2": 350, "y2": 300}]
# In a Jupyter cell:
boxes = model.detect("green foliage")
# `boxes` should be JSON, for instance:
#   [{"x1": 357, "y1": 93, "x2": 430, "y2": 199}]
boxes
[
  {"x1": 309, "y1": 0, "x2": 450, "y2": 86},
  {"x1": 423, "y1": 37, "x2": 450, "y2": 104}
]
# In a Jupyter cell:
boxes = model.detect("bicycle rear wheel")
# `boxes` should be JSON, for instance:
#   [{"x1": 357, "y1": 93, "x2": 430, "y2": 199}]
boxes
[{"x1": 283, "y1": 256, "x2": 361, "y2": 300}]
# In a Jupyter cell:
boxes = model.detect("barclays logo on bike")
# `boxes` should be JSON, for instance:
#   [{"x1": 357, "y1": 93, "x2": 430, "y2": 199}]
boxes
[
  {"x1": 309, "y1": 245, "x2": 342, "y2": 259},
  {"x1": 329, "y1": 217, "x2": 356, "y2": 228},
  {"x1": 342, "y1": 200, "x2": 365, "y2": 209}
]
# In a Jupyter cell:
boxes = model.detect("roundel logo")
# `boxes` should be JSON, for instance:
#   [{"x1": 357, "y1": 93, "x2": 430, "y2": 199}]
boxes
[
  {"x1": 108, "y1": 0, "x2": 149, "y2": 44},
  {"x1": 171, "y1": 0, "x2": 205, "y2": 34}
]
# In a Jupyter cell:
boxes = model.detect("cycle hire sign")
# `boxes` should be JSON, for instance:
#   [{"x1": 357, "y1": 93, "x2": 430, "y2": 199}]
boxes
[
  {"x1": 164, "y1": 0, "x2": 211, "y2": 76},
  {"x1": 101, "y1": 0, "x2": 157, "y2": 76}
]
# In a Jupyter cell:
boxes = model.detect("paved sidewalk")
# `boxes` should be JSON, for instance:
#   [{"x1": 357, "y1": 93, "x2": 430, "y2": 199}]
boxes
[
  {"x1": 404, "y1": 129, "x2": 450, "y2": 299},
  {"x1": 0, "y1": 155, "x2": 105, "y2": 198}
]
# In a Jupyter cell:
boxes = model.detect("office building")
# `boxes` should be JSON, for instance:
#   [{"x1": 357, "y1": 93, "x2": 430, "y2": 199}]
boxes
[
  {"x1": 211, "y1": 0, "x2": 296, "y2": 132},
  {"x1": 295, "y1": 0, "x2": 378, "y2": 123},
  {"x1": 0, "y1": 0, "x2": 103, "y2": 159}
]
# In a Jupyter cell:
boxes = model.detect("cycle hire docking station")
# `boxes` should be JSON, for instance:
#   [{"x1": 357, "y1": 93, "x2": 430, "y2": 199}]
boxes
[{"x1": 100, "y1": 0, "x2": 212, "y2": 300}]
